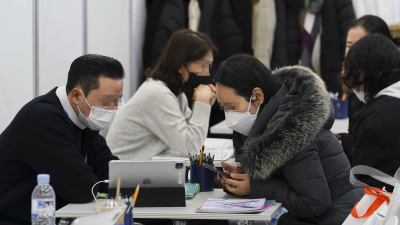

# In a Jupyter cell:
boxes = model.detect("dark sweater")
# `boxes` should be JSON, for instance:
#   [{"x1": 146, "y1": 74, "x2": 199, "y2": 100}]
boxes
[
  {"x1": 352, "y1": 96, "x2": 400, "y2": 192},
  {"x1": 0, "y1": 88, "x2": 118, "y2": 224}
]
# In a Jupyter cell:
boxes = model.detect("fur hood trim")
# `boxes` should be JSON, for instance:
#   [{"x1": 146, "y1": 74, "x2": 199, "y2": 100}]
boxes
[{"x1": 240, "y1": 66, "x2": 331, "y2": 180}]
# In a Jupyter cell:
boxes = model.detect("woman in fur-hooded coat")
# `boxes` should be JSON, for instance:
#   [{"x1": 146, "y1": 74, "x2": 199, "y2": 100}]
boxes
[{"x1": 214, "y1": 55, "x2": 363, "y2": 225}]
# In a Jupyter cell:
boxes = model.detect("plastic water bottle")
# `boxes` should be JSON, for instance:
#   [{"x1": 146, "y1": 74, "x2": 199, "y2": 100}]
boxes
[{"x1": 32, "y1": 174, "x2": 56, "y2": 225}]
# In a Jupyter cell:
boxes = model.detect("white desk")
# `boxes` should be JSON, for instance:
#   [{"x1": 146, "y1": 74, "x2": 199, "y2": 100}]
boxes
[
  {"x1": 210, "y1": 118, "x2": 349, "y2": 135},
  {"x1": 57, "y1": 189, "x2": 282, "y2": 224},
  {"x1": 331, "y1": 118, "x2": 349, "y2": 134}
]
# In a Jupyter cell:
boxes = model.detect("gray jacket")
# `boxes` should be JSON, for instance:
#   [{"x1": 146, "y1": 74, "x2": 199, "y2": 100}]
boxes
[{"x1": 236, "y1": 66, "x2": 363, "y2": 225}]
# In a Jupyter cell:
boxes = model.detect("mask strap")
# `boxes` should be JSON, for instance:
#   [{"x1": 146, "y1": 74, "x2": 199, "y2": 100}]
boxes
[
  {"x1": 248, "y1": 97, "x2": 260, "y2": 115},
  {"x1": 185, "y1": 65, "x2": 193, "y2": 74},
  {"x1": 247, "y1": 98, "x2": 252, "y2": 112},
  {"x1": 255, "y1": 104, "x2": 260, "y2": 115},
  {"x1": 78, "y1": 89, "x2": 92, "y2": 108}
]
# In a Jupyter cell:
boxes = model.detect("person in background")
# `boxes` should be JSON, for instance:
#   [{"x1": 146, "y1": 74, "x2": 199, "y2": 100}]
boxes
[
  {"x1": 336, "y1": 15, "x2": 392, "y2": 158},
  {"x1": 0, "y1": 54, "x2": 122, "y2": 224},
  {"x1": 214, "y1": 54, "x2": 363, "y2": 225},
  {"x1": 107, "y1": 29, "x2": 218, "y2": 160},
  {"x1": 342, "y1": 33, "x2": 400, "y2": 192}
]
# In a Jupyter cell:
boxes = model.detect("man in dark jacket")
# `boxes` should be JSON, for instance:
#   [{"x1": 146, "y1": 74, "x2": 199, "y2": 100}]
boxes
[
  {"x1": 342, "y1": 33, "x2": 400, "y2": 192},
  {"x1": 0, "y1": 54, "x2": 122, "y2": 224},
  {"x1": 217, "y1": 65, "x2": 362, "y2": 224}
]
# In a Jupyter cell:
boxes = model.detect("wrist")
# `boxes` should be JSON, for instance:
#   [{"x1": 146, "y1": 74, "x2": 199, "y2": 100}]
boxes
[{"x1": 194, "y1": 95, "x2": 211, "y2": 105}]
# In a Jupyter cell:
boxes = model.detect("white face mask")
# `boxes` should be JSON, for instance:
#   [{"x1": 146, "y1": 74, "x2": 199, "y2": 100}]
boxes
[
  {"x1": 76, "y1": 89, "x2": 117, "y2": 130},
  {"x1": 353, "y1": 86, "x2": 366, "y2": 103},
  {"x1": 225, "y1": 98, "x2": 259, "y2": 136}
]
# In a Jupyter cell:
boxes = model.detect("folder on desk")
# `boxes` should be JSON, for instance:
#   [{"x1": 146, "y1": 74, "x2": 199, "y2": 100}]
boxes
[
  {"x1": 196, "y1": 198, "x2": 275, "y2": 214},
  {"x1": 185, "y1": 183, "x2": 200, "y2": 199}
]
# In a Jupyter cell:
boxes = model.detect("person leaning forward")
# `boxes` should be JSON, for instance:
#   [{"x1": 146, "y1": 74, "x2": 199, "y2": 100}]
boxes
[{"x1": 0, "y1": 54, "x2": 123, "y2": 224}]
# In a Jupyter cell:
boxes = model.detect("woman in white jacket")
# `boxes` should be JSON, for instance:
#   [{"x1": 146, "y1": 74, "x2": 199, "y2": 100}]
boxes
[{"x1": 107, "y1": 29, "x2": 218, "y2": 160}]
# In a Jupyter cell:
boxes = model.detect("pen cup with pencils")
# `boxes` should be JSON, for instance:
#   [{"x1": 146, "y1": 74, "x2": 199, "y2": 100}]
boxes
[
  {"x1": 332, "y1": 99, "x2": 349, "y2": 119},
  {"x1": 189, "y1": 164, "x2": 214, "y2": 192}
]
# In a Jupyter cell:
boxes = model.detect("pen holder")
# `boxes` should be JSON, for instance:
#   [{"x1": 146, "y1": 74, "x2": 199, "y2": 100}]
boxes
[
  {"x1": 189, "y1": 164, "x2": 214, "y2": 192},
  {"x1": 332, "y1": 99, "x2": 349, "y2": 119},
  {"x1": 124, "y1": 213, "x2": 133, "y2": 225}
]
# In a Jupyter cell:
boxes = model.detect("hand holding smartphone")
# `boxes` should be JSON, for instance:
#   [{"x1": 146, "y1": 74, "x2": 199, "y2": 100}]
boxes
[{"x1": 202, "y1": 163, "x2": 233, "y2": 179}]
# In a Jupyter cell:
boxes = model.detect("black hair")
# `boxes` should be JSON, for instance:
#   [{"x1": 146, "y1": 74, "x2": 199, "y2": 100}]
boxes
[
  {"x1": 145, "y1": 29, "x2": 218, "y2": 96},
  {"x1": 348, "y1": 15, "x2": 391, "y2": 39},
  {"x1": 214, "y1": 54, "x2": 279, "y2": 112},
  {"x1": 66, "y1": 54, "x2": 125, "y2": 95},
  {"x1": 214, "y1": 54, "x2": 279, "y2": 152},
  {"x1": 342, "y1": 33, "x2": 400, "y2": 101}
]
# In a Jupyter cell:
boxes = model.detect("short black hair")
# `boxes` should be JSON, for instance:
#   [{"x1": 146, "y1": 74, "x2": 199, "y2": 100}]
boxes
[
  {"x1": 214, "y1": 54, "x2": 279, "y2": 113},
  {"x1": 66, "y1": 54, "x2": 124, "y2": 95},
  {"x1": 342, "y1": 33, "x2": 400, "y2": 100},
  {"x1": 348, "y1": 15, "x2": 391, "y2": 40},
  {"x1": 213, "y1": 54, "x2": 279, "y2": 155}
]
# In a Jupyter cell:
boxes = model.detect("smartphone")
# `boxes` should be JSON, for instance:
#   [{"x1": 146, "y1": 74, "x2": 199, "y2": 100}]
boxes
[{"x1": 202, "y1": 163, "x2": 233, "y2": 179}]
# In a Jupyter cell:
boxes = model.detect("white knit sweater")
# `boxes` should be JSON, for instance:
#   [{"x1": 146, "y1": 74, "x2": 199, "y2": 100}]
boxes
[{"x1": 106, "y1": 78, "x2": 211, "y2": 160}]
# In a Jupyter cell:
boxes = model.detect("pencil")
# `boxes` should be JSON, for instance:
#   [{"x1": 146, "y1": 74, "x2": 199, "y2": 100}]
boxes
[
  {"x1": 342, "y1": 94, "x2": 347, "y2": 101},
  {"x1": 116, "y1": 177, "x2": 121, "y2": 202},
  {"x1": 133, "y1": 184, "x2": 140, "y2": 204},
  {"x1": 199, "y1": 145, "x2": 205, "y2": 165}
]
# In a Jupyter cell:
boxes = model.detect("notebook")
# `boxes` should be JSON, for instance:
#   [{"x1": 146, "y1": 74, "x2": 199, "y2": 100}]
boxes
[
  {"x1": 185, "y1": 183, "x2": 200, "y2": 199},
  {"x1": 196, "y1": 198, "x2": 276, "y2": 214}
]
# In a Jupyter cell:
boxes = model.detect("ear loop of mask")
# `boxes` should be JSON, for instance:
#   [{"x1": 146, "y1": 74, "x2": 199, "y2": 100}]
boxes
[
  {"x1": 77, "y1": 89, "x2": 92, "y2": 116},
  {"x1": 248, "y1": 97, "x2": 260, "y2": 115},
  {"x1": 78, "y1": 89, "x2": 92, "y2": 108}
]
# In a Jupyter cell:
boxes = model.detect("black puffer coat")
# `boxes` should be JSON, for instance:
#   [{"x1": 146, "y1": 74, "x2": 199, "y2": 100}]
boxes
[
  {"x1": 236, "y1": 66, "x2": 363, "y2": 225},
  {"x1": 321, "y1": 0, "x2": 355, "y2": 94},
  {"x1": 271, "y1": 0, "x2": 303, "y2": 70},
  {"x1": 271, "y1": 0, "x2": 355, "y2": 94},
  {"x1": 143, "y1": 0, "x2": 187, "y2": 71}
]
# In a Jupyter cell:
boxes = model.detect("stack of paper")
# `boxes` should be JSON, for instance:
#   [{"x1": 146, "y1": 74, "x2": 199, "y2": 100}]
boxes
[
  {"x1": 196, "y1": 198, "x2": 275, "y2": 214},
  {"x1": 185, "y1": 183, "x2": 200, "y2": 199}
]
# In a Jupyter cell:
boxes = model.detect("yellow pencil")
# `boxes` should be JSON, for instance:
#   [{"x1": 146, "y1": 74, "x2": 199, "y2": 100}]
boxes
[
  {"x1": 199, "y1": 145, "x2": 205, "y2": 165},
  {"x1": 133, "y1": 184, "x2": 140, "y2": 204},
  {"x1": 342, "y1": 94, "x2": 347, "y2": 101}
]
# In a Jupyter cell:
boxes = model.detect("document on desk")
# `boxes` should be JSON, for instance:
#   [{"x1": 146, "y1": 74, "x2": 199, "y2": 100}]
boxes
[
  {"x1": 196, "y1": 198, "x2": 275, "y2": 213},
  {"x1": 151, "y1": 138, "x2": 234, "y2": 161}
]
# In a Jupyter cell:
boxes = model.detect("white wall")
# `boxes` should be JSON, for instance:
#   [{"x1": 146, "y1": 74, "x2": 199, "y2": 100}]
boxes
[
  {"x1": 0, "y1": 0, "x2": 34, "y2": 133},
  {"x1": 131, "y1": 0, "x2": 147, "y2": 94},
  {"x1": 352, "y1": 0, "x2": 400, "y2": 25},
  {"x1": 0, "y1": 0, "x2": 146, "y2": 133},
  {"x1": 87, "y1": 0, "x2": 131, "y2": 102},
  {"x1": 37, "y1": 0, "x2": 84, "y2": 95}
]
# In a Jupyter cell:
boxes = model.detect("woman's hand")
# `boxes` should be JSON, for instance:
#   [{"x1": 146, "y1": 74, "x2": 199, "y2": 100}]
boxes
[
  {"x1": 217, "y1": 161, "x2": 251, "y2": 196},
  {"x1": 217, "y1": 161, "x2": 242, "y2": 181},
  {"x1": 224, "y1": 173, "x2": 251, "y2": 196},
  {"x1": 193, "y1": 84, "x2": 216, "y2": 106}
]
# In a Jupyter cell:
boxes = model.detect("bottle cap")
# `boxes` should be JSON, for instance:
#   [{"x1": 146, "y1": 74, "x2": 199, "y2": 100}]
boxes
[{"x1": 37, "y1": 174, "x2": 50, "y2": 183}]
